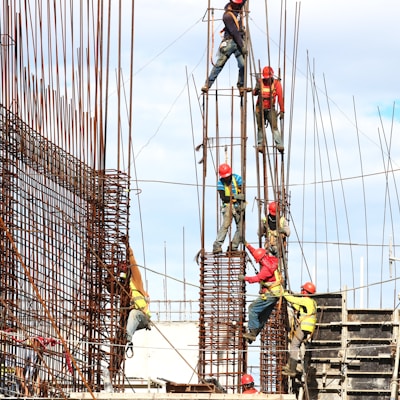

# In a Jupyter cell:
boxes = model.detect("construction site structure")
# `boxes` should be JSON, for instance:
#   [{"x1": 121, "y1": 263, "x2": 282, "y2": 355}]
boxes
[
  {"x1": 1, "y1": 1, "x2": 400, "y2": 399},
  {"x1": 0, "y1": 0, "x2": 135, "y2": 396},
  {"x1": 196, "y1": 0, "x2": 290, "y2": 394}
]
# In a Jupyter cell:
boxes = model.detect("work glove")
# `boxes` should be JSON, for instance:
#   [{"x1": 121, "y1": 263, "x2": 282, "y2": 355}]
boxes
[
  {"x1": 238, "y1": 274, "x2": 245, "y2": 281},
  {"x1": 241, "y1": 45, "x2": 247, "y2": 56},
  {"x1": 279, "y1": 111, "x2": 285, "y2": 120},
  {"x1": 234, "y1": 193, "x2": 245, "y2": 201}
]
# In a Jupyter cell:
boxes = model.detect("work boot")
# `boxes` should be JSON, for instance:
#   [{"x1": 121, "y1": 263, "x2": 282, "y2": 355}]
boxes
[
  {"x1": 256, "y1": 145, "x2": 264, "y2": 154},
  {"x1": 213, "y1": 247, "x2": 222, "y2": 255},
  {"x1": 243, "y1": 329, "x2": 258, "y2": 343},
  {"x1": 276, "y1": 144, "x2": 284, "y2": 153},
  {"x1": 282, "y1": 358, "x2": 298, "y2": 377},
  {"x1": 201, "y1": 85, "x2": 208, "y2": 93},
  {"x1": 226, "y1": 244, "x2": 238, "y2": 253}
]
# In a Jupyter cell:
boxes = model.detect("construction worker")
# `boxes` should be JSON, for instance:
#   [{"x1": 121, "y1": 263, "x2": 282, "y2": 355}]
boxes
[
  {"x1": 260, "y1": 201, "x2": 290, "y2": 256},
  {"x1": 213, "y1": 163, "x2": 245, "y2": 254},
  {"x1": 239, "y1": 243, "x2": 282, "y2": 343},
  {"x1": 282, "y1": 282, "x2": 317, "y2": 378},
  {"x1": 15, "y1": 337, "x2": 45, "y2": 396},
  {"x1": 241, "y1": 373, "x2": 258, "y2": 394},
  {"x1": 201, "y1": 0, "x2": 248, "y2": 94},
  {"x1": 253, "y1": 66, "x2": 284, "y2": 153},
  {"x1": 125, "y1": 246, "x2": 151, "y2": 358}
]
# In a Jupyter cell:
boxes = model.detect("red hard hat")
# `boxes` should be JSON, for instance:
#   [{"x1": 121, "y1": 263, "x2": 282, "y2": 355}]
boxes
[
  {"x1": 301, "y1": 282, "x2": 316, "y2": 294},
  {"x1": 231, "y1": 0, "x2": 243, "y2": 3},
  {"x1": 241, "y1": 374, "x2": 254, "y2": 385},
  {"x1": 262, "y1": 66, "x2": 274, "y2": 79},
  {"x1": 253, "y1": 248, "x2": 266, "y2": 263},
  {"x1": 218, "y1": 163, "x2": 232, "y2": 178},
  {"x1": 268, "y1": 201, "x2": 277, "y2": 216}
]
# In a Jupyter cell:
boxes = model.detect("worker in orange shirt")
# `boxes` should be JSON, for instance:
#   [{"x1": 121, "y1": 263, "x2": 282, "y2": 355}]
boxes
[{"x1": 253, "y1": 66, "x2": 284, "y2": 153}]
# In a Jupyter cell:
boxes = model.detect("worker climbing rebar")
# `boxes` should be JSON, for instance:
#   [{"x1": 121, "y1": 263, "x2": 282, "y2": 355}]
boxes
[
  {"x1": 213, "y1": 163, "x2": 245, "y2": 254},
  {"x1": 201, "y1": 0, "x2": 249, "y2": 95},
  {"x1": 239, "y1": 242, "x2": 282, "y2": 343},
  {"x1": 253, "y1": 66, "x2": 285, "y2": 153},
  {"x1": 282, "y1": 282, "x2": 317, "y2": 378},
  {"x1": 124, "y1": 241, "x2": 152, "y2": 359}
]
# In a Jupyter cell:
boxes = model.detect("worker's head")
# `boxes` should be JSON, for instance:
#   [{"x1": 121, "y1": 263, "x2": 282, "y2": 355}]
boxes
[
  {"x1": 117, "y1": 261, "x2": 128, "y2": 280},
  {"x1": 253, "y1": 248, "x2": 267, "y2": 263},
  {"x1": 219, "y1": 163, "x2": 232, "y2": 179},
  {"x1": 241, "y1": 373, "x2": 254, "y2": 389},
  {"x1": 228, "y1": 0, "x2": 243, "y2": 10},
  {"x1": 301, "y1": 282, "x2": 316, "y2": 295},
  {"x1": 268, "y1": 201, "x2": 277, "y2": 216},
  {"x1": 262, "y1": 66, "x2": 274, "y2": 79}
]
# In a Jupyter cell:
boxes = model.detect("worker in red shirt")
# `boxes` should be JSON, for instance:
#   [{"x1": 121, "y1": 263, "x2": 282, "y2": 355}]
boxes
[
  {"x1": 253, "y1": 66, "x2": 284, "y2": 153},
  {"x1": 239, "y1": 242, "x2": 282, "y2": 343},
  {"x1": 241, "y1": 373, "x2": 258, "y2": 394}
]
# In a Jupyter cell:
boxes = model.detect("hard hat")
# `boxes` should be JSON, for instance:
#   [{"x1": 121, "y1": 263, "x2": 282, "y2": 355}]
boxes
[
  {"x1": 268, "y1": 201, "x2": 277, "y2": 216},
  {"x1": 231, "y1": 0, "x2": 243, "y2": 3},
  {"x1": 262, "y1": 66, "x2": 274, "y2": 79},
  {"x1": 218, "y1": 163, "x2": 232, "y2": 178},
  {"x1": 241, "y1": 374, "x2": 254, "y2": 385},
  {"x1": 253, "y1": 248, "x2": 266, "y2": 263},
  {"x1": 301, "y1": 282, "x2": 316, "y2": 294}
]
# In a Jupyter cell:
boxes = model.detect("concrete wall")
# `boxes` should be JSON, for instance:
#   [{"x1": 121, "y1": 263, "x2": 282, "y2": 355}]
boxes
[{"x1": 124, "y1": 321, "x2": 199, "y2": 385}]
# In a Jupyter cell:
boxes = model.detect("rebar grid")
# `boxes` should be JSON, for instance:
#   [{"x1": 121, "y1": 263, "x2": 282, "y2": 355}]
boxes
[
  {"x1": 0, "y1": 107, "x2": 130, "y2": 396},
  {"x1": 259, "y1": 304, "x2": 288, "y2": 394},
  {"x1": 199, "y1": 252, "x2": 247, "y2": 393}
]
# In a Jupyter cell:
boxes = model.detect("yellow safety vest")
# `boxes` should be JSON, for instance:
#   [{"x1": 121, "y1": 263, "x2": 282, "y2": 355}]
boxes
[
  {"x1": 285, "y1": 294, "x2": 317, "y2": 333},
  {"x1": 130, "y1": 280, "x2": 151, "y2": 317},
  {"x1": 223, "y1": 176, "x2": 240, "y2": 207}
]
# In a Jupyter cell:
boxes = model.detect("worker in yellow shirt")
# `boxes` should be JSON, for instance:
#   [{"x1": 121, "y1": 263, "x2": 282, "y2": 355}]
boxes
[{"x1": 282, "y1": 282, "x2": 317, "y2": 377}]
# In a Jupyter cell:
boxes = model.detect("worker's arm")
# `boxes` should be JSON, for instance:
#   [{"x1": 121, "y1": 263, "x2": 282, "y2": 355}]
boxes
[
  {"x1": 279, "y1": 217, "x2": 290, "y2": 236},
  {"x1": 284, "y1": 293, "x2": 309, "y2": 308}
]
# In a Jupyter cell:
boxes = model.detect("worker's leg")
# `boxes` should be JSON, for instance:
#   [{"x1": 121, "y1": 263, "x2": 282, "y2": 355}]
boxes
[
  {"x1": 283, "y1": 326, "x2": 304, "y2": 377},
  {"x1": 244, "y1": 294, "x2": 277, "y2": 342},
  {"x1": 205, "y1": 40, "x2": 233, "y2": 89},
  {"x1": 126, "y1": 309, "x2": 144, "y2": 342},
  {"x1": 255, "y1": 108, "x2": 264, "y2": 147},
  {"x1": 213, "y1": 205, "x2": 233, "y2": 252},
  {"x1": 268, "y1": 109, "x2": 284, "y2": 151},
  {"x1": 234, "y1": 49, "x2": 245, "y2": 88},
  {"x1": 230, "y1": 206, "x2": 243, "y2": 250},
  {"x1": 257, "y1": 295, "x2": 279, "y2": 328}
]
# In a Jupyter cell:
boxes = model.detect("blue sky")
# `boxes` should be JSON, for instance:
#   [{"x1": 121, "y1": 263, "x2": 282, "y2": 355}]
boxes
[{"x1": 111, "y1": 0, "x2": 400, "y2": 309}]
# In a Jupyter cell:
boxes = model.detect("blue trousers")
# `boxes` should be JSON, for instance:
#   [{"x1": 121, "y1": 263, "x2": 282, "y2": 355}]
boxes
[
  {"x1": 207, "y1": 39, "x2": 244, "y2": 89},
  {"x1": 126, "y1": 309, "x2": 149, "y2": 342},
  {"x1": 247, "y1": 289, "x2": 280, "y2": 331}
]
